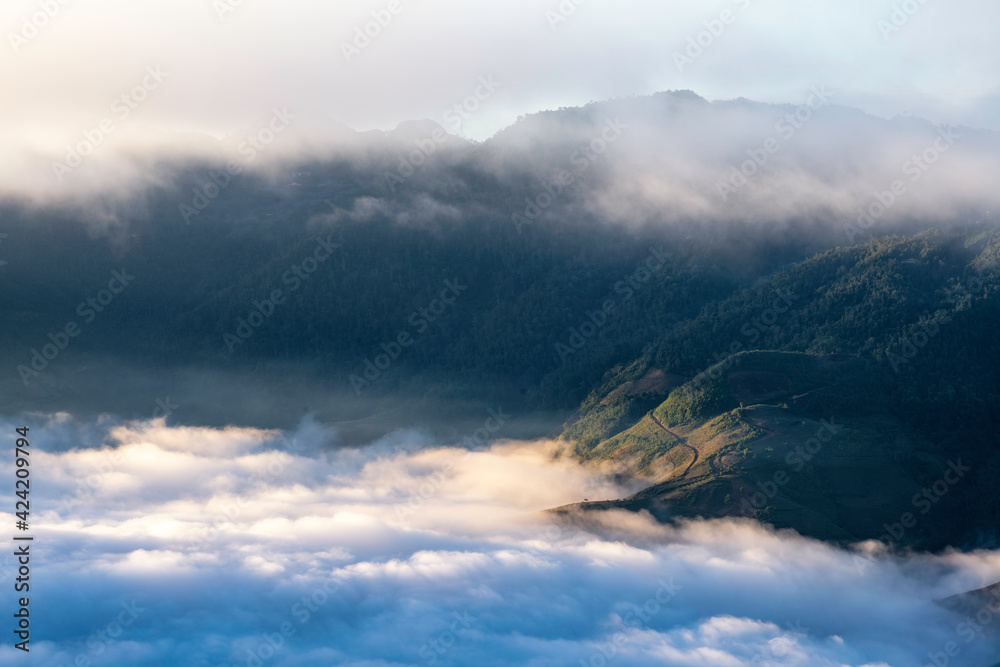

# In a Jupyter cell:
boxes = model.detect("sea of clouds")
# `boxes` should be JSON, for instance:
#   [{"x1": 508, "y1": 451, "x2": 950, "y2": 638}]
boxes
[{"x1": 1, "y1": 413, "x2": 998, "y2": 667}]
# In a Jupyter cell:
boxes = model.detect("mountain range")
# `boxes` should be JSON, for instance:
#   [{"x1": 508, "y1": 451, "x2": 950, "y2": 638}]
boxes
[{"x1": 4, "y1": 91, "x2": 999, "y2": 551}]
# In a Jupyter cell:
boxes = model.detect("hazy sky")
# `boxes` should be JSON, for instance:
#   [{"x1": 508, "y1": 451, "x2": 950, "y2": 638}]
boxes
[{"x1": 2, "y1": 0, "x2": 998, "y2": 154}]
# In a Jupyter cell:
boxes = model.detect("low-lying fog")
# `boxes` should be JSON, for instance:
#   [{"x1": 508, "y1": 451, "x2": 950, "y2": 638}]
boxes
[{"x1": 4, "y1": 412, "x2": 998, "y2": 666}]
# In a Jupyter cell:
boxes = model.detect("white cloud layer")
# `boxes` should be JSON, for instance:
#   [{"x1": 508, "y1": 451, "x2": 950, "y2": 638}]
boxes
[{"x1": 0, "y1": 414, "x2": 998, "y2": 666}]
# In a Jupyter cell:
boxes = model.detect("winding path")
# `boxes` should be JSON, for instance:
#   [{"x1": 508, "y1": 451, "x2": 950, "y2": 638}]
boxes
[
  {"x1": 649, "y1": 413, "x2": 700, "y2": 478},
  {"x1": 789, "y1": 386, "x2": 830, "y2": 401}
]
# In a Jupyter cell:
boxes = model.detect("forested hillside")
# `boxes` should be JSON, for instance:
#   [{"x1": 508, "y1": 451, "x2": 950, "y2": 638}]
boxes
[{"x1": 558, "y1": 228, "x2": 1000, "y2": 549}]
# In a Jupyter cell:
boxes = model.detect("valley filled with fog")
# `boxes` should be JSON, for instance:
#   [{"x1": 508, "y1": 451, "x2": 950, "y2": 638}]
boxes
[{"x1": 1, "y1": 411, "x2": 997, "y2": 666}]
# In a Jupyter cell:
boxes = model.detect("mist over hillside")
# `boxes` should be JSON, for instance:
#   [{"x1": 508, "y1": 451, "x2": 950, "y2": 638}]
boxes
[
  {"x1": 9, "y1": 91, "x2": 1000, "y2": 231},
  {"x1": 3, "y1": 93, "x2": 999, "y2": 435}
]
